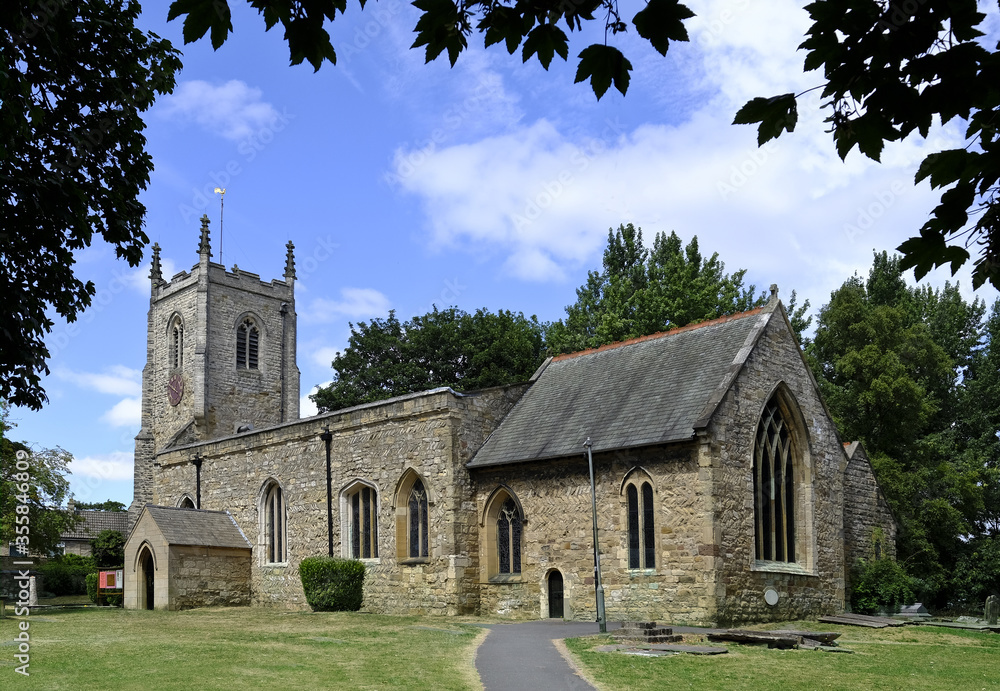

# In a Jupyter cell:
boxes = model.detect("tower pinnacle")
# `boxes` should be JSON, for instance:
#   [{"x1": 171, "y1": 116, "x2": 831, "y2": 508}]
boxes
[
  {"x1": 198, "y1": 215, "x2": 212, "y2": 258},
  {"x1": 149, "y1": 243, "x2": 163, "y2": 286},
  {"x1": 284, "y1": 241, "x2": 296, "y2": 280}
]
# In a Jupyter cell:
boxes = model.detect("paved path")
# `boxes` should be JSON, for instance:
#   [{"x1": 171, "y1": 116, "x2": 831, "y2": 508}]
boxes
[{"x1": 475, "y1": 620, "x2": 620, "y2": 691}]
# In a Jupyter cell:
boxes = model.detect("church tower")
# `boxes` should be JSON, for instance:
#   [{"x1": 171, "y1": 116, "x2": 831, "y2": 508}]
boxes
[{"x1": 129, "y1": 216, "x2": 299, "y2": 523}]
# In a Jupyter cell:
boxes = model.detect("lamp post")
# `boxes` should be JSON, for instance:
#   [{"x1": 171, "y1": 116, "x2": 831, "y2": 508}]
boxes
[
  {"x1": 320, "y1": 426, "x2": 334, "y2": 557},
  {"x1": 585, "y1": 437, "x2": 606, "y2": 633}
]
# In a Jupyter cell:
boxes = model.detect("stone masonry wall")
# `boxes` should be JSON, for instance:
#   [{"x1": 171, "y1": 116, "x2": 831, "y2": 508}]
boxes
[
  {"x1": 843, "y1": 445, "x2": 898, "y2": 601},
  {"x1": 169, "y1": 545, "x2": 251, "y2": 610},
  {"x1": 709, "y1": 308, "x2": 846, "y2": 624},
  {"x1": 472, "y1": 442, "x2": 719, "y2": 625},
  {"x1": 152, "y1": 385, "x2": 525, "y2": 613}
]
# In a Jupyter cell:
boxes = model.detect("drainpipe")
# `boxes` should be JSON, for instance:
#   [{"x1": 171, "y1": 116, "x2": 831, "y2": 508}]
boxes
[
  {"x1": 320, "y1": 426, "x2": 334, "y2": 557},
  {"x1": 585, "y1": 437, "x2": 606, "y2": 633},
  {"x1": 191, "y1": 453, "x2": 203, "y2": 509}
]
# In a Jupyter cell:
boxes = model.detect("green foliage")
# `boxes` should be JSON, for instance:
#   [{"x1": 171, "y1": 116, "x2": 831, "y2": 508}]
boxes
[
  {"x1": 809, "y1": 252, "x2": 995, "y2": 607},
  {"x1": 311, "y1": 307, "x2": 545, "y2": 412},
  {"x1": 168, "y1": 0, "x2": 694, "y2": 99},
  {"x1": 91, "y1": 529, "x2": 126, "y2": 568},
  {"x1": 298, "y1": 556, "x2": 365, "y2": 611},
  {"x1": 85, "y1": 571, "x2": 123, "y2": 607},
  {"x1": 1, "y1": 405, "x2": 81, "y2": 555},
  {"x1": 738, "y1": 1, "x2": 1000, "y2": 289},
  {"x1": 951, "y1": 536, "x2": 1000, "y2": 612},
  {"x1": 38, "y1": 554, "x2": 96, "y2": 596},
  {"x1": 1, "y1": 1, "x2": 182, "y2": 410},
  {"x1": 75, "y1": 500, "x2": 128, "y2": 512},
  {"x1": 850, "y1": 558, "x2": 915, "y2": 615},
  {"x1": 545, "y1": 224, "x2": 767, "y2": 354}
]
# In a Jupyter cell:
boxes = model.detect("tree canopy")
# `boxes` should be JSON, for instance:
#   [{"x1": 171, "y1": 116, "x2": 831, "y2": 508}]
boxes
[
  {"x1": 311, "y1": 307, "x2": 545, "y2": 412},
  {"x1": 808, "y1": 252, "x2": 998, "y2": 607},
  {"x1": 1, "y1": 1, "x2": 182, "y2": 410},
  {"x1": 1, "y1": 405, "x2": 80, "y2": 556},
  {"x1": 544, "y1": 224, "x2": 772, "y2": 353}
]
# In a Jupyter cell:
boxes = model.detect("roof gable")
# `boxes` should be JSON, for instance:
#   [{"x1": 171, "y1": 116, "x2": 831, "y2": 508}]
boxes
[{"x1": 468, "y1": 306, "x2": 776, "y2": 468}]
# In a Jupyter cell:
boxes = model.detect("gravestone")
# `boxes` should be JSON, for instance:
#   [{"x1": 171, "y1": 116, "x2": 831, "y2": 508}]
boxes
[{"x1": 986, "y1": 595, "x2": 998, "y2": 626}]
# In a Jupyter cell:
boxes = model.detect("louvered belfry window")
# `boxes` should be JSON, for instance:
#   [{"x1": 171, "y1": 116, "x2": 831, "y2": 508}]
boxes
[
  {"x1": 754, "y1": 398, "x2": 795, "y2": 562},
  {"x1": 237, "y1": 318, "x2": 259, "y2": 370}
]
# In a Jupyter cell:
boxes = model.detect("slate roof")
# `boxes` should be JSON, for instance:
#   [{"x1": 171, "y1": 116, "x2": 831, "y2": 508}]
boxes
[
  {"x1": 468, "y1": 306, "x2": 775, "y2": 468},
  {"x1": 62, "y1": 511, "x2": 129, "y2": 540},
  {"x1": 139, "y1": 505, "x2": 252, "y2": 549}
]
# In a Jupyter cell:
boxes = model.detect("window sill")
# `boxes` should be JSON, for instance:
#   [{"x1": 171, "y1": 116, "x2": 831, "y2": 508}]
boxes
[
  {"x1": 627, "y1": 568, "x2": 658, "y2": 577},
  {"x1": 399, "y1": 557, "x2": 430, "y2": 566},
  {"x1": 488, "y1": 573, "x2": 523, "y2": 584},
  {"x1": 263, "y1": 561, "x2": 289, "y2": 568},
  {"x1": 752, "y1": 560, "x2": 815, "y2": 576}
]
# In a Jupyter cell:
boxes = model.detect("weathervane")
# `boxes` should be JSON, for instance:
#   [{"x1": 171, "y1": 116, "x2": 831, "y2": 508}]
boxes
[{"x1": 214, "y1": 187, "x2": 226, "y2": 264}]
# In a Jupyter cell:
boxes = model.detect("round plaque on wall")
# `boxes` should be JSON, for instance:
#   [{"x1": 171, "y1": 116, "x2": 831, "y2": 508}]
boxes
[{"x1": 764, "y1": 587, "x2": 780, "y2": 606}]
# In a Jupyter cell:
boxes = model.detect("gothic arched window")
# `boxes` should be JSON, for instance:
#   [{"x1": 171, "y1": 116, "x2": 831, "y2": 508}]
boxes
[
  {"x1": 754, "y1": 396, "x2": 796, "y2": 563},
  {"x1": 261, "y1": 481, "x2": 287, "y2": 564},
  {"x1": 343, "y1": 482, "x2": 379, "y2": 560},
  {"x1": 407, "y1": 480, "x2": 429, "y2": 559},
  {"x1": 624, "y1": 477, "x2": 656, "y2": 570},
  {"x1": 236, "y1": 318, "x2": 260, "y2": 370}
]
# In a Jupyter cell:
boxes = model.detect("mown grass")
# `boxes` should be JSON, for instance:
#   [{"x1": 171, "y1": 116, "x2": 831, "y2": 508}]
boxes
[
  {"x1": 565, "y1": 620, "x2": 1000, "y2": 691},
  {"x1": 1, "y1": 607, "x2": 485, "y2": 690}
]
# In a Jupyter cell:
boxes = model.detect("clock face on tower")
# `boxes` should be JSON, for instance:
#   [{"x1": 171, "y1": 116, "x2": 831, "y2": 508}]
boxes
[{"x1": 167, "y1": 373, "x2": 184, "y2": 406}]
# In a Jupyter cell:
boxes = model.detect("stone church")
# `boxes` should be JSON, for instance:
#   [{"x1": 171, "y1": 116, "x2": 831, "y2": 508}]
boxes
[{"x1": 123, "y1": 219, "x2": 896, "y2": 625}]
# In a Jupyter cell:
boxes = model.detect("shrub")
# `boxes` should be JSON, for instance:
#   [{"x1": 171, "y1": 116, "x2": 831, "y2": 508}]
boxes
[
  {"x1": 38, "y1": 554, "x2": 95, "y2": 595},
  {"x1": 299, "y1": 556, "x2": 365, "y2": 611},
  {"x1": 851, "y1": 558, "x2": 916, "y2": 615},
  {"x1": 91, "y1": 529, "x2": 125, "y2": 568},
  {"x1": 85, "y1": 572, "x2": 123, "y2": 607}
]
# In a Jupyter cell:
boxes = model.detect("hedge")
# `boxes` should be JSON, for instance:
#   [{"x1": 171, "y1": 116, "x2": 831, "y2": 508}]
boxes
[
  {"x1": 299, "y1": 556, "x2": 365, "y2": 611},
  {"x1": 37, "y1": 554, "x2": 94, "y2": 596}
]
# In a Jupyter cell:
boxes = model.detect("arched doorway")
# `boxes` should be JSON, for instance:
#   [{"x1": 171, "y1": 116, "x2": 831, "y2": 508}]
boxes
[
  {"x1": 547, "y1": 570, "x2": 564, "y2": 619},
  {"x1": 139, "y1": 547, "x2": 155, "y2": 610}
]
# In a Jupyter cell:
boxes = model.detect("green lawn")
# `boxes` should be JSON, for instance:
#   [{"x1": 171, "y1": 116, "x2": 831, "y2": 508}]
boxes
[
  {"x1": 566, "y1": 620, "x2": 1000, "y2": 691},
  {"x1": 5, "y1": 608, "x2": 999, "y2": 690},
  {"x1": 1, "y1": 607, "x2": 485, "y2": 690}
]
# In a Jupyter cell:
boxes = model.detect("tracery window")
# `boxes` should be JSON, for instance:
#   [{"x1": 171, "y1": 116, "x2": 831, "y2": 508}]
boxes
[
  {"x1": 236, "y1": 318, "x2": 260, "y2": 370},
  {"x1": 262, "y1": 481, "x2": 287, "y2": 564},
  {"x1": 754, "y1": 397, "x2": 795, "y2": 562},
  {"x1": 625, "y1": 479, "x2": 656, "y2": 569},
  {"x1": 345, "y1": 484, "x2": 378, "y2": 559},
  {"x1": 407, "y1": 480, "x2": 428, "y2": 559},
  {"x1": 496, "y1": 498, "x2": 522, "y2": 574}
]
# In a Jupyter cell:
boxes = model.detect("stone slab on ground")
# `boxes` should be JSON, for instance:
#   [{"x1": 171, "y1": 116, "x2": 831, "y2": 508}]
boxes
[{"x1": 819, "y1": 614, "x2": 905, "y2": 628}]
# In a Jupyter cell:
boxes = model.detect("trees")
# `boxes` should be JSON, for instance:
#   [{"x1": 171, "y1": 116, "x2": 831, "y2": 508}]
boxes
[
  {"x1": 735, "y1": 1, "x2": 1000, "y2": 290},
  {"x1": 1, "y1": 1, "x2": 181, "y2": 410},
  {"x1": 311, "y1": 307, "x2": 545, "y2": 412},
  {"x1": 1, "y1": 405, "x2": 80, "y2": 556},
  {"x1": 808, "y1": 252, "x2": 994, "y2": 606},
  {"x1": 544, "y1": 224, "x2": 767, "y2": 354}
]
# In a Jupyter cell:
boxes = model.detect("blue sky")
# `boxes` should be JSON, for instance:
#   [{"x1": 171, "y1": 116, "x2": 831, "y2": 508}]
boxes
[{"x1": 8, "y1": 1, "x2": 999, "y2": 507}]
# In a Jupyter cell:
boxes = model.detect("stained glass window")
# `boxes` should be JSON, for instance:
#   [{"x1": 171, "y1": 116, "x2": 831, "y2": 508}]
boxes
[
  {"x1": 264, "y1": 482, "x2": 286, "y2": 563},
  {"x1": 497, "y1": 498, "x2": 521, "y2": 574},
  {"x1": 408, "y1": 480, "x2": 428, "y2": 558},
  {"x1": 626, "y1": 479, "x2": 655, "y2": 569}
]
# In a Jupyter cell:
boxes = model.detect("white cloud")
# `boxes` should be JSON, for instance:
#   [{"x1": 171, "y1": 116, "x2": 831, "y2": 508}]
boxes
[
  {"x1": 101, "y1": 398, "x2": 141, "y2": 427},
  {"x1": 299, "y1": 382, "x2": 332, "y2": 419},
  {"x1": 54, "y1": 366, "x2": 141, "y2": 397},
  {"x1": 124, "y1": 256, "x2": 179, "y2": 293},
  {"x1": 70, "y1": 451, "x2": 134, "y2": 481},
  {"x1": 301, "y1": 287, "x2": 391, "y2": 323},
  {"x1": 310, "y1": 346, "x2": 340, "y2": 369},
  {"x1": 157, "y1": 80, "x2": 283, "y2": 141}
]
